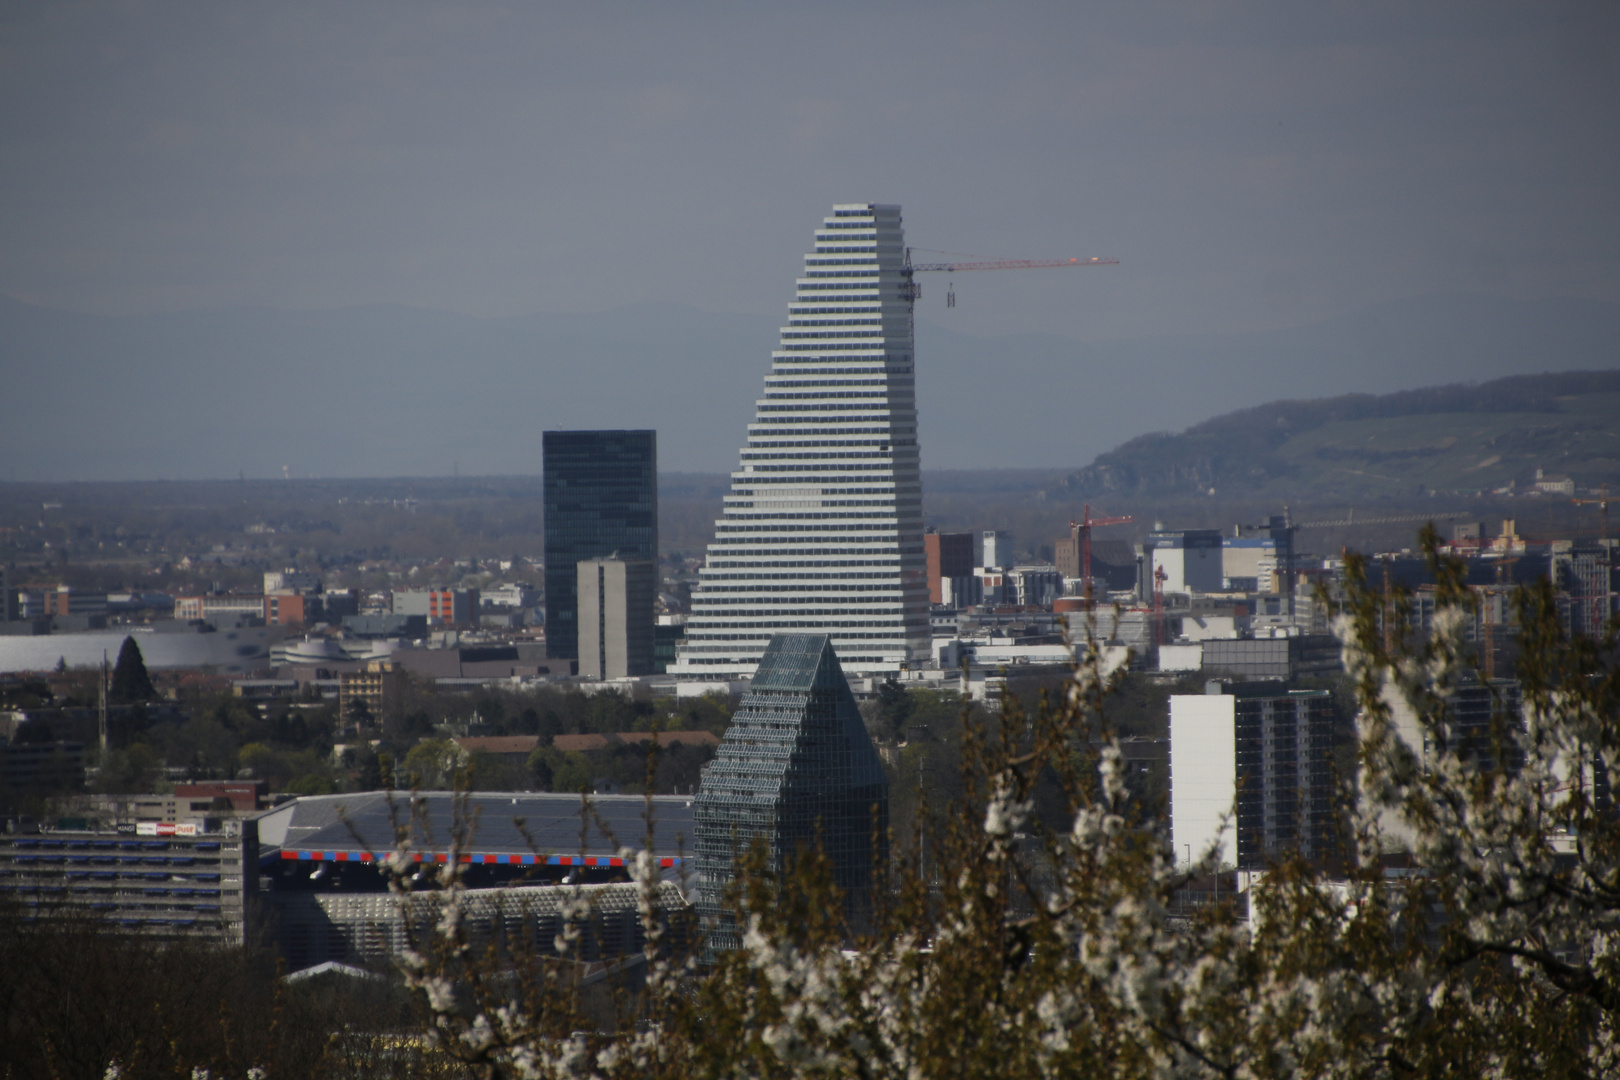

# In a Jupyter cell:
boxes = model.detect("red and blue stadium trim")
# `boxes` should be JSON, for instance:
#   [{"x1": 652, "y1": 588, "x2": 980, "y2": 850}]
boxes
[{"x1": 277, "y1": 849, "x2": 680, "y2": 868}]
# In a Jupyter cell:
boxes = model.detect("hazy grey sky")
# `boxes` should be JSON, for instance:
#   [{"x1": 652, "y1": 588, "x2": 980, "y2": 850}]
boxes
[{"x1": 2, "y1": 1, "x2": 1616, "y2": 341}]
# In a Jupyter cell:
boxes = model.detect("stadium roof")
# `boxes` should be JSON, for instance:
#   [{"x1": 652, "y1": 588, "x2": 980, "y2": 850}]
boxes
[{"x1": 255, "y1": 791, "x2": 695, "y2": 867}]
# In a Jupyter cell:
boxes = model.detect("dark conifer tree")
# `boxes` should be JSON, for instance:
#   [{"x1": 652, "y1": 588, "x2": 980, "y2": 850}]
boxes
[{"x1": 109, "y1": 636, "x2": 155, "y2": 704}]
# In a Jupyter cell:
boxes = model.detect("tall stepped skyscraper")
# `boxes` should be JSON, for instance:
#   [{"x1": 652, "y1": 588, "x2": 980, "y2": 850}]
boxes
[{"x1": 672, "y1": 203, "x2": 930, "y2": 676}]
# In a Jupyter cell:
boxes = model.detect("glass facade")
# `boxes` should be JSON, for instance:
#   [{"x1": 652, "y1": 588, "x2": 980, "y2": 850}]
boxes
[
  {"x1": 542, "y1": 430, "x2": 658, "y2": 660},
  {"x1": 694, "y1": 633, "x2": 888, "y2": 950}
]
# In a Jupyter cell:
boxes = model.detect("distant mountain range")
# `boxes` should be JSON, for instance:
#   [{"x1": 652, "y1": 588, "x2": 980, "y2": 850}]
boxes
[
  {"x1": 2, "y1": 291, "x2": 1618, "y2": 481},
  {"x1": 1057, "y1": 370, "x2": 1620, "y2": 501}
]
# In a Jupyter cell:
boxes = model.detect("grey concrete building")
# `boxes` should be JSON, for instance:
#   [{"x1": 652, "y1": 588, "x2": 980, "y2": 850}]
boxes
[{"x1": 577, "y1": 557, "x2": 656, "y2": 680}]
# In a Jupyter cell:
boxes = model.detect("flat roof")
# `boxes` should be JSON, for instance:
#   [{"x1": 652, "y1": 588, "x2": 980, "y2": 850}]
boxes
[{"x1": 255, "y1": 791, "x2": 695, "y2": 865}]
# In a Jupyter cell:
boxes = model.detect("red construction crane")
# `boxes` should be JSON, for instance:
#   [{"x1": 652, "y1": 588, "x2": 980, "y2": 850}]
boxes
[
  {"x1": 1069, "y1": 504, "x2": 1135, "y2": 606},
  {"x1": 902, "y1": 248, "x2": 1119, "y2": 308}
]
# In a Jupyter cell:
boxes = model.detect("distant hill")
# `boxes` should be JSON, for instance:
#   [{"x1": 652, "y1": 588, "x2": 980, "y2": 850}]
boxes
[
  {"x1": 1057, "y1": 371, "x2": 1620, "y2": 501},
  {"x1": 2, "y1": 291, "x2": 1618, "y2": 481}
]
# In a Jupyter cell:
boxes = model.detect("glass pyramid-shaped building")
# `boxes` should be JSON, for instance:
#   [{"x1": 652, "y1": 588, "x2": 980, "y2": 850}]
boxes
[{"x1": 693, "y1": 633, "x2": 889, "y2": 949}]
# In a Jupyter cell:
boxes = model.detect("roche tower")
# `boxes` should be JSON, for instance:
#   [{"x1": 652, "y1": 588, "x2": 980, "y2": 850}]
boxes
[{"x1": 672, "y1": 203, "x2": 929, "y2": 676}]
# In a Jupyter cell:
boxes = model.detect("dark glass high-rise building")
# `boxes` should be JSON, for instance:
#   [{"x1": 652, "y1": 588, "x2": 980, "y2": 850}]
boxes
[
  {"x1": 542, "y1": 430, "x2": 658, "y2": 660},
  {"x1": 694, "y1": 634, "x2": 888, "y2": 950}
]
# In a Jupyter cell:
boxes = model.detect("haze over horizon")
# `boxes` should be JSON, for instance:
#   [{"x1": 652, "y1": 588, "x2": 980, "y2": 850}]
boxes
[{"x1": 2, "y1": 2, "x2": 1617, "y2": 479}]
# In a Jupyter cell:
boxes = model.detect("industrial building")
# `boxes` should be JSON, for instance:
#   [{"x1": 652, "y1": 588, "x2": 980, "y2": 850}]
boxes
[
  {"x1": 1171, "y1": 682, "x2": 1338, "y2": 870},
  {"x1": 673, "y1": 203, "x2": 929, "y2": 676},
  {"x1": 543, "y1": 429, "x2": 659, "y2": 661},
  {"x1": 694, "y1": 634, "x2": 888, "y2": 949}
]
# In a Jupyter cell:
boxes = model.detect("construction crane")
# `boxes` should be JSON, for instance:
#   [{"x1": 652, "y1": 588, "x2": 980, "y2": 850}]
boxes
[
  {"x1": 1572, "y1": 485, "x2": 1611, "y2": 542},
  {"x1": 1152, "y1": 564, "x2": 1169, "y2": 649},
  {"x1": 1294, "y1": 510, "x2": 1470, "y2": 529},
  {"x1": 1068, "y1": 504, "x2": 1134, "y2": 608},
  {"x1": 902, "y1": 248, "x2": 1118, "y2": 308},
  {"x1": 1478, "y1": 554, "x2": 1520, "y2": 682}
]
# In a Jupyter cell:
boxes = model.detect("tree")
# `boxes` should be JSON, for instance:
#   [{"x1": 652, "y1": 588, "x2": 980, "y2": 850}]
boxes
[
  {"x1": 871, "y1": 677, "x2": 914, "y2": 742},
  {"x1": 108, "y1": 636, "x2": 155, "y2": 704},
  {"x1": 375, "y1": 526, "x2": 1620, "y2": 1078},
  {"x1": 93, "y1": 744, "x2": 162, "y2": 794},
  {"x1": 401, "y1": 739, "x2": 468, "y2": 789}
]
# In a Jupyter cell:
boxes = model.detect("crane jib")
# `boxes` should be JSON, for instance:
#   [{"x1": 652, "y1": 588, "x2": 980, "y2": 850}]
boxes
[{"x1": 903, "y1": 257, "x2": 1119, "y2": 273}]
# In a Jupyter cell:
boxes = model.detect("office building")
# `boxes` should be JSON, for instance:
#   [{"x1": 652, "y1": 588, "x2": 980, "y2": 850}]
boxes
[
  {"x1": 1222, "y1": 535, "x2": 1276, "y2": 592},
  {"x1": 672, "y1": 203, "x2": 929, "y2": 675},
  {"x1": 925, "y1": 532, "x2": 975, "y2": 604},
  {"x1": 1143, "y1": 528, "x2": 1225, "y2": 596},
  {"x1": 1554, "y1": 542, "x2": 1617, "y2": 637},
  {"x1": 1386, "y1": 679, "x2": 1525, "y2": 777},
  {"x1": 0, "y1": 819, "x2": 258, "y2": 945},
  {"x1": 174, "y1": 595, "x2": 265, "y2": 622},
  {"x1": 543, "y1": 430, "x2": 658, "y2": 660},
  {"x1": 981, "y1": 530, "x2": 1012, "y2": 569},
  {"x1": 1171, "y1": 683, "x2": 1337, "y2": 870},
  {"x1": 939, "y1": 574, "x2": 982, "y2": 608},
  {"x1": 694, "y1": 634, "x2": 888, "y2": 949},
  {"x1": 338, "y1": 660, "x2": 400, "y2": 729},
  {"x1": 1010, "y1": 565, "x2": 1064, "y2": 607},
  {"x1": 1200, "y1": 635, "x2": 1344, "y2": 681},
  {"x1": 264, "y1": 592, "x2": 311, "y2": 627},
  {"x1": 392, "y1": 588, "x2": 480, "y2": 626},
  {"x1": 577, "y1": 557, "x2": 656, "y2": 679}
]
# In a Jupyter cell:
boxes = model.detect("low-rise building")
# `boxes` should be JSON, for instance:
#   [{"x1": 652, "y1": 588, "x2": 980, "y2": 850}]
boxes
[
  {"x1": 174, "y1": 594, "x2": 265, "y2": 622},
  {"x1": 392, "y1": 589, "x2": 480, "y2": 627}
]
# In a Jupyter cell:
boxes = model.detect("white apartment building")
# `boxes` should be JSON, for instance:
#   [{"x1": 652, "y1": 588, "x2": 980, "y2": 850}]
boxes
[{"x1": 672, "y1": 203, "x2": 930, "y2": 676}]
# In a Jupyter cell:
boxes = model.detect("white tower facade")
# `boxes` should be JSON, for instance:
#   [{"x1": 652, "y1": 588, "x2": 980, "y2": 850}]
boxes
[{"x1": 672, "y1": 203, "x2": 930, "y2": 677}]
